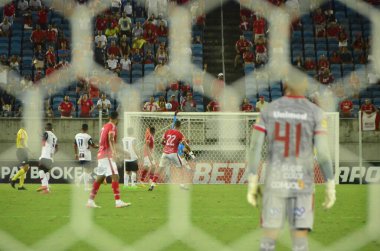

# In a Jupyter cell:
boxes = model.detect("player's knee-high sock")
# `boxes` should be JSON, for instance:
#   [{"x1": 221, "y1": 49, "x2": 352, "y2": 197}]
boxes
[
  {"x1": 111, "y1": 181, "x2": 120, "y2": 200},
  {"x1": 124, "y1": 172, "x2": 129, "y2": 186},
  {"x1": 89, "y1": 181, "x2": 101, "y2": 200},
  {"x1": 83, "y1": 173, "x2": 90, "y2": 189},
  {"x1": 141, "y1": 169, "x2": 148, "y2": 181},
  {"x1": 45, "y1": 173, "x2": 50, "y2": 191},
  {"x1": 293, "y1": 237, "x2": 308, "y2": 251},
  {"x1": 151, "y1": 174, "x2": 159, "y2": 186},
  {"x1": 39, "y1": 170, "x2": 47, "y2": 187},
  {"x1": 131, "y1": 172, "x2": 136, "y2": 186},
  {"x1": 260, "y1": 237, "x2": 276, "y2": 251},
  {"x1": 12, "y1": 168, "x2": 26, "y2": 181}
]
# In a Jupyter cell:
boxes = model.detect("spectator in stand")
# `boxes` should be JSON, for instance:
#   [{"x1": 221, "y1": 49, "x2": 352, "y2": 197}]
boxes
[
  {"x1": 107, "y1": 40, "x2": 121, "y2": 58},
  {"x1": 156, "y1": 20, "x2": 168, "y2": 37},
  {"x1": 132, "y1": 22, "x2": 144, "y2": 38},
  {"x1": 38, "y1": 6, "x2": 49, "y2": 29},
  {"x1": 111, "y1": 0, "x2": 121, "y2": 13},
  {"x1": 157, "y1": 96, "x2": 167, "y2": 111},
  {"x1": 318, "y1": 54, "x2": 329, "y2": 71},
  {"x1": 241, "y1": 98, "x2": 254, "y2": 112},
  {"x1": 33, "y1": 44, "x2": 45, "y2": 70},
  {"x1": 240, "y1": 15, "x2": 251, "y2": 32},
  {"x1": 46, "y1": 46, "x2": 56, "y2": 67},
  {"x1": 94, "y1": 41, "x2": 106, "y2": 65},
  {"x1": 193, "y1": 35, "x2": 202, "y2": 44},
  {"x1": 207, "y1": 98, "x2": 220, "y2": 112},
  {"x1": 58, "y1": 41, "x2": 70, "y2": 63},
  {"x1": 304, "y1": 57, "x2": 316, "y2": 71},
  {"x1": 211, "y1": 73, "x2": 225, "y2": 99},
  {"x1": 143, "y1": 96, "x2": 160, "y2": 112},
  {"x1": 168, "y1": 94, "x2": 179, "y2": 111},
  {"x1": 143, "y1": 18, "x2": 157, "y2": 34},
  {"x1": 30, "y1": 25, "x2": 46, "y2": 48},
  {"x1": 132, "y1": 34, "x2": 146, "y2": 51},
  {"x1": 123, "y1": 0, "x2": 133, "y2": 16},
  {"x1": 0, "y1": 18, "x2": 11, "y2": 37},
  {"x1": 361, "y1": 98, "x2": 379, "y2": 130},
  {"x1": 337, "y1": 31, "x2": 348, "y2": 50},
  {"x1": 144, "y1": 49, "x2": 155, "y2": 64},
  {"x1": 95, "y1": 14, "x2": 108, "y2": 32},
  {"x1": 95, "y1": 30, "x2": 107, "y2": 49},
  {"x1": 78, "y1": 94, "x2": 94, "y2": 117},
  {"x1": 17, "y1": 0, "x2": 29, "y2": 14},
  {"x1": 131, "y1": 48, "x2": 143, "y2": 64},
  {"x1": 156, "y1": 44, "x2": 168, "y2": 64},
  {"x1": 23, "y1": 10, "x2": 33, "y2": 30},
  {"x1": 326, "y1": 21, "x2": 341, "y2": 38},
  {"x1": 119, "y1": 12, "x2": 132, "y2": 37},
  {"x1": 329, "y1": 51, "x2": 341, "y2": 64},
  {"x1": 181, "y1": 93, "x2": 196, "y2": 112},
  {"x1": 340, "y1": 46, "x2": 353, "y2": 64},
  {"x1": 313, "y1": 8, "x2": 326, "y2": 37},
  {"x1": 119, "y1": 53, "x2": 131, "y2": 72},
  {"x1": 255, "y1": 36, "x2": 267, "y2": 63},
  {"x1": 235, "y1": 35, "x2": 252, "y2": 68},
  {"x1": 97, "y1": 93, "x2": 112, "y2": 117},
  {"x1": 106, "y1": 54, "x2": 120, "y2": 73},
  {"x1": 3, "y1": 2, "x2": 15, "y2": 24},
  {"x1": 255, "y1": 96, "x2": 268, "y2": 112},
  {"x1": 317, "y1": 68, "x2": 334, "y2": 86},
  {"x1": 9, "y1": 55, "x2": 20, "y2": 72},
  {"x1": 46, "y1": 24, "x2": 57, "y2": 49},
  {"x1": 293, "y1": 56, "x2": 303, "y2": 69},
  {"x1": 119, "y1": 38, "x2": 130, "y2": 57},
  {"x1": 1, "y1": 88, "x2": 15, "y2": 117},
  {"x1": 143, "y1": 28, "x2": 158, "y2": 48},
  {"x1": 352, "y1": 33, "x2": 366, "y2": 52},
  {"x1": 29, "y1": 0, "x2": 42, "y2": 11},
  {"x1": 105, "y1": 23, "x2": 119, "y2": 41},
  {"x1": 339, "y1": 97, "x2": 354, "y2": 118},
  {"x1": 253, "y1": 15, "x2": 266, "y2": 42},
  {"x1": 349, "y1": 71, "x2": 361, "y2": 98},
  {"x1": 58, "y1": 95, "x2": 75, "y2": 118},
  {"x1": 243, "y1": 47, "x2": 255, "y2": 65}
]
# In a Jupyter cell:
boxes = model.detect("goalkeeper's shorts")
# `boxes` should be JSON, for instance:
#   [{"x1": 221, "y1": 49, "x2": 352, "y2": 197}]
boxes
[{"x1": 261, "y1": 193, "x2": 314, "y2": 231}]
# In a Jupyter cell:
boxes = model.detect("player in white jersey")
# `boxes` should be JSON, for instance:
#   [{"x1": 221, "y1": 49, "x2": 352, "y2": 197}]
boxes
[
  {"x1": 37, "y1": 123, "x2": 58, "y2": 193},
  {"x1": 74, "y1": 124, "x2": 98, "y2": 191},
  {"x1": 246, "y1": 79, "x2": 336, "y2": 251},
  {"x1": 122, "y1": 127, "x2": 139, "y2": 188}
]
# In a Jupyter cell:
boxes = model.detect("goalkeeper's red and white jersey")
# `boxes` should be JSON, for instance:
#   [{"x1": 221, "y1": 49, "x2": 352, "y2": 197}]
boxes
[{"x1": 253, "y1": 95, "x2": 328, "y2": 197}]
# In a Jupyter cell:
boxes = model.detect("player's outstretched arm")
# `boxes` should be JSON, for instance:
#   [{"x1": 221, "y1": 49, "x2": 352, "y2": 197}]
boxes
[
  {"x1": 246, "y1": 129, "x2": 265, "y2": 207},
  {"x1": 315, "y1": 134, "x2": 336, "y2": 209}
]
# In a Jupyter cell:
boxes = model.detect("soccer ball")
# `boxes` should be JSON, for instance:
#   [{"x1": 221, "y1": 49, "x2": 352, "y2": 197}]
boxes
[{"x1": 165, "y1": 103, "x2": 172, "y2": 110}]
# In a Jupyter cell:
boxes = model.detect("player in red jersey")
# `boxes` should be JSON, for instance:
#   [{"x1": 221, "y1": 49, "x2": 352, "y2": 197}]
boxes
[
  {"x1": 140, "y1": 126, "x2": 156, "y2": 184},
  {"x1": 149, "y1": 119, "x2": 191, "y2": 191},
  {"x1": 86, "y1": 111, "x2": 131, "y2": 208}
]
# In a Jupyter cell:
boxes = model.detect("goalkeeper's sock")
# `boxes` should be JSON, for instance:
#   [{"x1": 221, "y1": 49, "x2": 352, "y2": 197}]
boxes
[
  {"x1": 131, "y1": 172, "x2": 137, "y2": 186},
  {"x1": 293, "y1": 237, "x2": 308, "y2": 251},
  {"x1": 124, "y1": 172, "x2": 129, "y2": 186},
  {"x1": 260, "y1": 237, "x2": 275, "y2": 251},
  {"x1": 12, "y1": 168, "x2": 26, "y2": 181}
]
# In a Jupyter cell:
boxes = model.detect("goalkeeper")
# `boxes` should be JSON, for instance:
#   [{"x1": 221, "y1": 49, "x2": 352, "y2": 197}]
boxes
[{"x1": 246, "y1": 79, "x2": 336, "y2": 251}]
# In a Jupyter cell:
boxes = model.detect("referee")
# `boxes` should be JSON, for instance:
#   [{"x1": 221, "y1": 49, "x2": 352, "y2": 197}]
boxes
[{"x1": 10, "y1": 124, "x2": 30, "y2": 190}]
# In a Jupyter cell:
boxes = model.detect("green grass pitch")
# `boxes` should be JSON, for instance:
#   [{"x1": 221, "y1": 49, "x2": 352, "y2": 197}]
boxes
[{"x1": 0, "y1": 184, "x2": 379, "y2": 251}]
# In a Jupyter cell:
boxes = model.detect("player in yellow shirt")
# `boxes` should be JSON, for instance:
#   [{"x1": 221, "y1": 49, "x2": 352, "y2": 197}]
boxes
[{"x1": 10, "y1": 125, "x2": 30, "y2": 190}]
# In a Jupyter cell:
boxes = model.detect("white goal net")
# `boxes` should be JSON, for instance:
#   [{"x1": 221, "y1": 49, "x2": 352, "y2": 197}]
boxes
[{"x1": 124, "y1": 111, "x2": 340, "y2": 184}]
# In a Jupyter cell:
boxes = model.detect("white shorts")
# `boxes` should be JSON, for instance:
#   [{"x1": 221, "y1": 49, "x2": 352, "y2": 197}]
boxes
[
  {"x1": 143, "y1": 156, "x2": 152, "y2": 167},
  {"x1": 159, "y1": 153, "x2": 182, "y2": 168},
  {"x1": 95, "y1": 158, "x2": 118, "y2": 177}
]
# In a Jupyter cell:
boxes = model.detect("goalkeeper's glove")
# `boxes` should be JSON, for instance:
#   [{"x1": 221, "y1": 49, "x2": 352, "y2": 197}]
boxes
[
  {"x1": 322, "y1": 179, "x2": 336, "y2": 209},
  {"x1": 188, "y1": 151, "x2": 195, "y2": 159},
  {"x1": 247, "y1": 174, "x2": 259, "y2": 207}
]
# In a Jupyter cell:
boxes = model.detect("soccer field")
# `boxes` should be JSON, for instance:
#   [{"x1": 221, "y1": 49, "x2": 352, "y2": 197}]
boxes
[{"x1": 0, "y1": 184, "x2": 378, "y2": 251}]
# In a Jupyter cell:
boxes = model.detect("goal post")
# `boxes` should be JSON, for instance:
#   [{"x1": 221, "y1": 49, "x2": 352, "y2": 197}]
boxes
[{"x1": 124, "y1": 112, "x2": 340, "y2": 185}]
